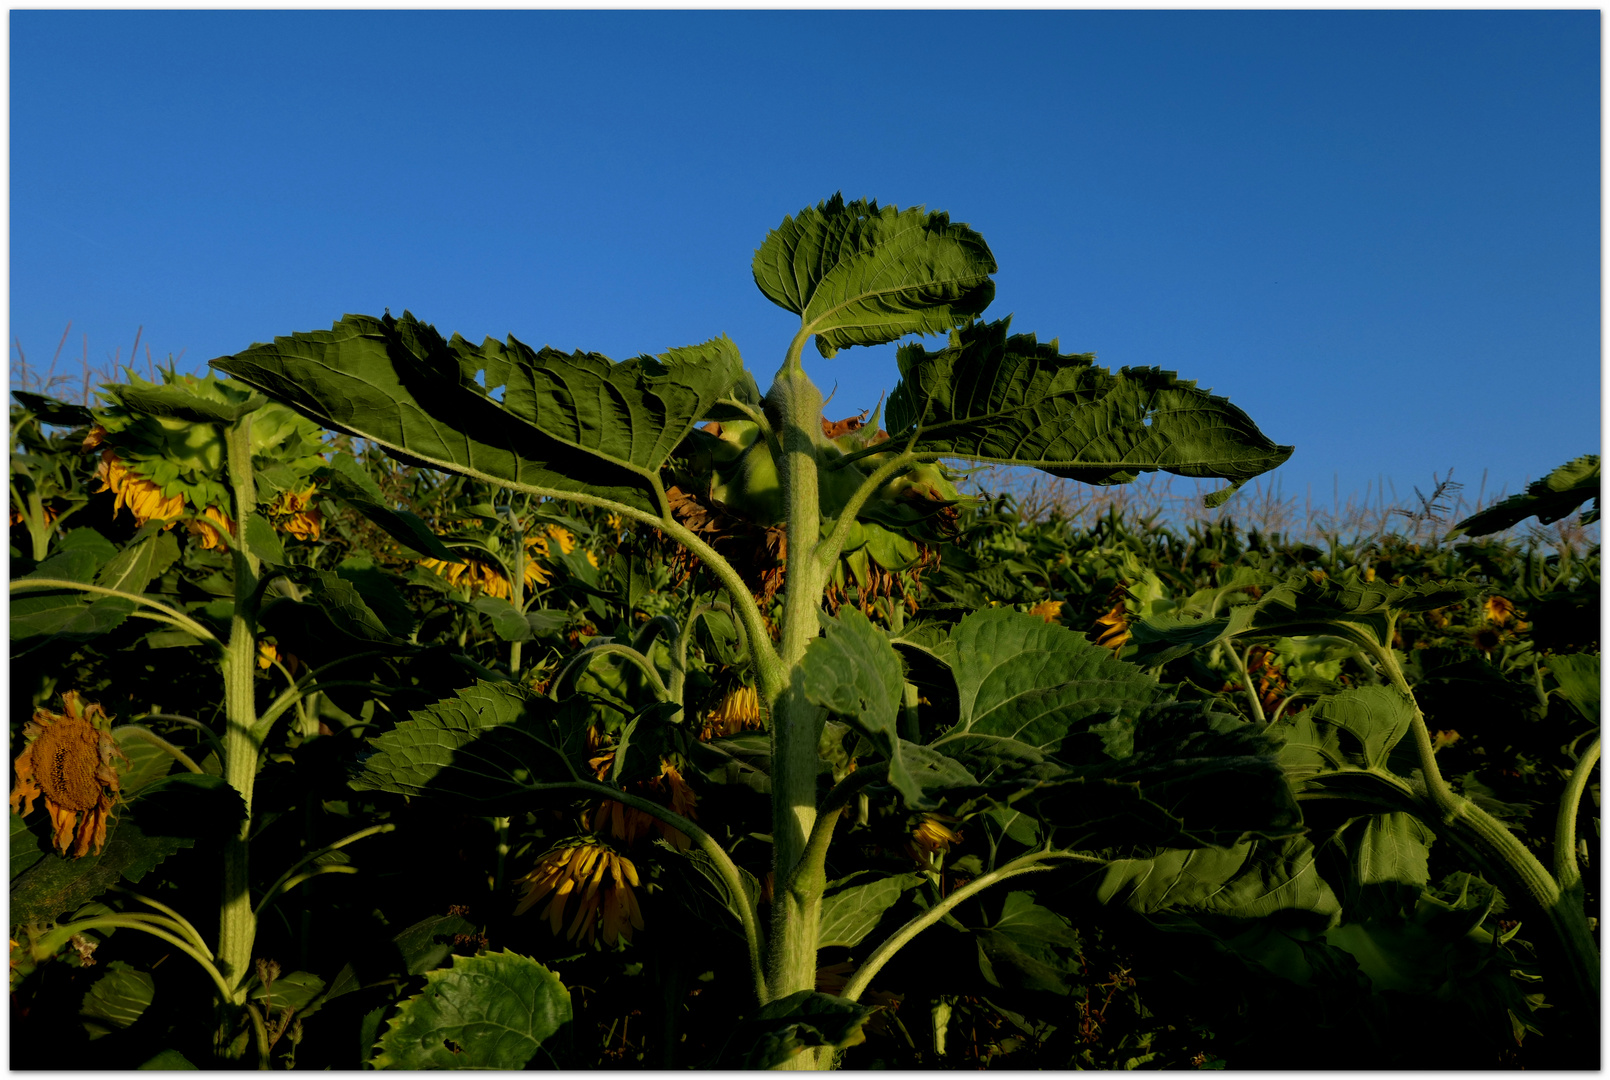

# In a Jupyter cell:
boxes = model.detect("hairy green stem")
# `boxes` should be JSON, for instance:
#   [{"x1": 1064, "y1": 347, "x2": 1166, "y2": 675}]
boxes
[
  {"x1": 766, "y1": 366, "x2": 830, "y2": 1014},
  {"x1": 218, "y1": 416, "x2": 263, "y2": 1005},
  {"x1": 813, "y1": 450, "x2": 918, "y2": 573},
  {"x1": 1554, "y1": 736, "x2": 1600, "y2": 897}
]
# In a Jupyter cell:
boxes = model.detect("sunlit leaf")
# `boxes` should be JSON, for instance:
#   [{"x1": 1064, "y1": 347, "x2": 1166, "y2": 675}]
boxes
[
  {"x1": 753, "y1": 194, "x2": 996, "y2": 357},
  {"x1": 212, "y1": 313, "x2": 741, "y2": 517},
  {"x1": 882, "y1": 319, "x2": 1292, "y2": 505}
]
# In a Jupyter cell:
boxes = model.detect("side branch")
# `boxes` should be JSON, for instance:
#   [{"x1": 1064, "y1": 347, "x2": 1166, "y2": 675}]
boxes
[
  {"x1": 813, "y1": 450, "x2": 919, "y2": 573},
  {"x1": 839, "y1": 850, "x2": 1101, "y2": 1004}
]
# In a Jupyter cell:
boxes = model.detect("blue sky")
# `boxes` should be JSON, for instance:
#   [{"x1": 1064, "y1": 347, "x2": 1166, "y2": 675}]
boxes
[{"x1": 10, "y1": 10, "x2": 1601, "y2": 520}]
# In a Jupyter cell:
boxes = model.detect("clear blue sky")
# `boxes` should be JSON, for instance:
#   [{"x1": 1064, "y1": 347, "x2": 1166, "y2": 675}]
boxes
[{"x1": 10, "y1": 10, "x2": 1601, "y2": 517}]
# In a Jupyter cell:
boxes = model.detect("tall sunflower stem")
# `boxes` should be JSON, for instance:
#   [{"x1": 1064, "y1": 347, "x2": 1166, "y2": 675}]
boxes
[
  {"x1": 218, "y1": 415, "x2": 263, "y2": 1016},
  {"x1": 765, "y1": 365, "x2": 830, "y2": 1026}
]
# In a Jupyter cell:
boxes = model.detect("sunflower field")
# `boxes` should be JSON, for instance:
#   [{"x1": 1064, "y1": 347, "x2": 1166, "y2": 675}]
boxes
[{"x1": 9, "y1": 196, "x2": 1601, "y2": 1070}]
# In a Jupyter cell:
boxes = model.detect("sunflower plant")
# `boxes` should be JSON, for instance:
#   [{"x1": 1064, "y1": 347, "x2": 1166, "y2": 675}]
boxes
[
  {"x1": 205, "y1": 194, "x2": 1330, "y2": 1068},
  {"x1": 9, "y1": 368, "x2": 465, "y2": 1061}
]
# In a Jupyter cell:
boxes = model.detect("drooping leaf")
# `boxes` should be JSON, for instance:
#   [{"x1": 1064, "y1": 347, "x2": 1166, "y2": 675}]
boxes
[
  {"x1": 351, "y1": 681, "x2": 585, "y2": 804},
  {"x1": 660, "y1": 843, "x2": 764, "y2": 942},
  {"x1": 110, "y1": 381, "x2": 266, "y2": 425},
  {"x1": 798, "y1": 607, "x2": 928, "y2": 807},
  {"x1": 212, "y1": 312, "x2": 741, "y2": 517},
  {"x1": 80, "y1": 961, "x2": 156, "y2": 1040},
  {"x1": 112, "y1": 727, "x2": 179, "y2": 797},
  {"x1": 370, "y1": 950, "x2": 571, "y2": 1069},
  {"x1": 752, "y1": 194, "x2": 997, "y2": 357},
  {"x1": 818, "y1": 872, "x2": 922, "y2": 949},
  {"x1": 137, "y1": 1050, "x2": 197, "y2": 1069},
  {"x1": 471, "y1": 596, "x2": 534, "y2": 642},
  {"x1": 1352, "y1": 812, "x2": 1433, "y2": 891},
  {"x1": 390, "y1": 913, "x2": 481, "y2": 977},
  {"x1": 882, "y1": 319, "x2": 1292, "y2": 505},
  {"x1": 1450, "y1": 454, "x2": 1600, "y2": 536},
  {"x1": 1548, "y1": 652, "x2": 1600, "y2": 725},
  {"x1": 244, "y1": 514, "x2": 285, "y2": 564},
  {"x1": 250, "y1": 970, "x2": 327, "y2": 1013}
]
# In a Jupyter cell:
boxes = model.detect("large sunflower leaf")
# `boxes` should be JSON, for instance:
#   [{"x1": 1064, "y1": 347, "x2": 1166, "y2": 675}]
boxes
[
  {"x1": 211, "y1": 312, "x2": 741, "y2": 517},
  {"x1": 1093, "y1": 834, "x2": 1340, "y2": 922},
  {"x1": 883, "y1": 319, "x2": 1292, "y2": 506},
  {"x1": 753, "y1": 194, "x2": 997, "y2": 358},
  {"x1": 351, "y1": 681, "x2": 588, "y2": 804},
  {"x1": 929, "y1": 608, "x2": 1163, "y2": 769},
  {"x1": 370, "y1": 950, "x2": 571, "y2": 1070},
  {"x1": 1450, "y1": 454, "x2": 1600, "y2": 536}
]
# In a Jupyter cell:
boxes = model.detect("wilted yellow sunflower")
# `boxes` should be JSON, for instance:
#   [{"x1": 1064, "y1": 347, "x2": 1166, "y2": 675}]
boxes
[
  {"x1": 11, "y1": 692, "x2": 128, "y2": 857},
  {"x1": 587, "y1": 760, "x2": 700, "y2": 851},
  {"x1": 1028, "y1": 599, "x2": 1064, "y2": 624},
  {"x1": 1484, "y1": 595, "x2": 1517, "y2": 628},
  {"x1": 907, "y1": 814, "x2": 963, "y2": 869},
  {"x1": 187, "y1": 505, "x2": 236, "y2": 551},
  {"x1": 1092, "y1": 601, "x2": 1131, "y2": 653},
  {"x1": 700, "y1": 685, "x2": 763, "y2": 741},
  {"x1": 95, "y1": 450, "x2": 185, "y2": 528},
  {"x1": 514, "y1": 839, "x2": 644, "y2": 947},
  {"x1": 266, "y1": 485, "x2": 323, "y2": 541}
]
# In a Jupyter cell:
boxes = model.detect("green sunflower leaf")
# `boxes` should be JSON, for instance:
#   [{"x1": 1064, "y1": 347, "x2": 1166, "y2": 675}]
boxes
[
  {"x1": 1450, "y1": 454, "x2": 1600, "y2": 536},
  {"x1": 753, "y1": 194, "x2": 997, "y2": 357},
  {"x1": 370, "y1": 950, "x2": 572, "y2": 1070},
  {"x1": 798, "y1": 607, "x2": 928, "y2": 808},
  {"x1": 881, "y1": 318, "x2": 1292, "y2": 506},
  {"x1": 211, "y1": 313, "x2": 742, "y2": 517},
  {"x1": 351, "y1": 681, "x2": 586, "y2": 804},
  {"x1": 80, "y1": 961, "x2": 156, "y2": 1040},
  {"x1": 721, "y1": 990, "x2": 877, "y2": 1070},
  {"x1": 818, "y1": 871, "x2": 923, "y2": 949}
]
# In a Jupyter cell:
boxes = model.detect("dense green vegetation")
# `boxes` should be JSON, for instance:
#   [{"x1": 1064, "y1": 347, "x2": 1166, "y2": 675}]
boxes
[{"x1": 9, "y1": 196, "x2": 1599, "y2": 1069}]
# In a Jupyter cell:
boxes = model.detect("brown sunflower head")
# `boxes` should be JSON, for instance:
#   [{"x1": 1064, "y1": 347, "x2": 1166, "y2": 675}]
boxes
[{"x1": 10, "y1": 692, "x2": 128, "y2": 857}]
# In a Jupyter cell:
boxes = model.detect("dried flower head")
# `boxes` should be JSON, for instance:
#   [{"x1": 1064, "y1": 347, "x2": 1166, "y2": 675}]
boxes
[{"x1": 10, "y1": 692, "x2": 128, "y2": 857}]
